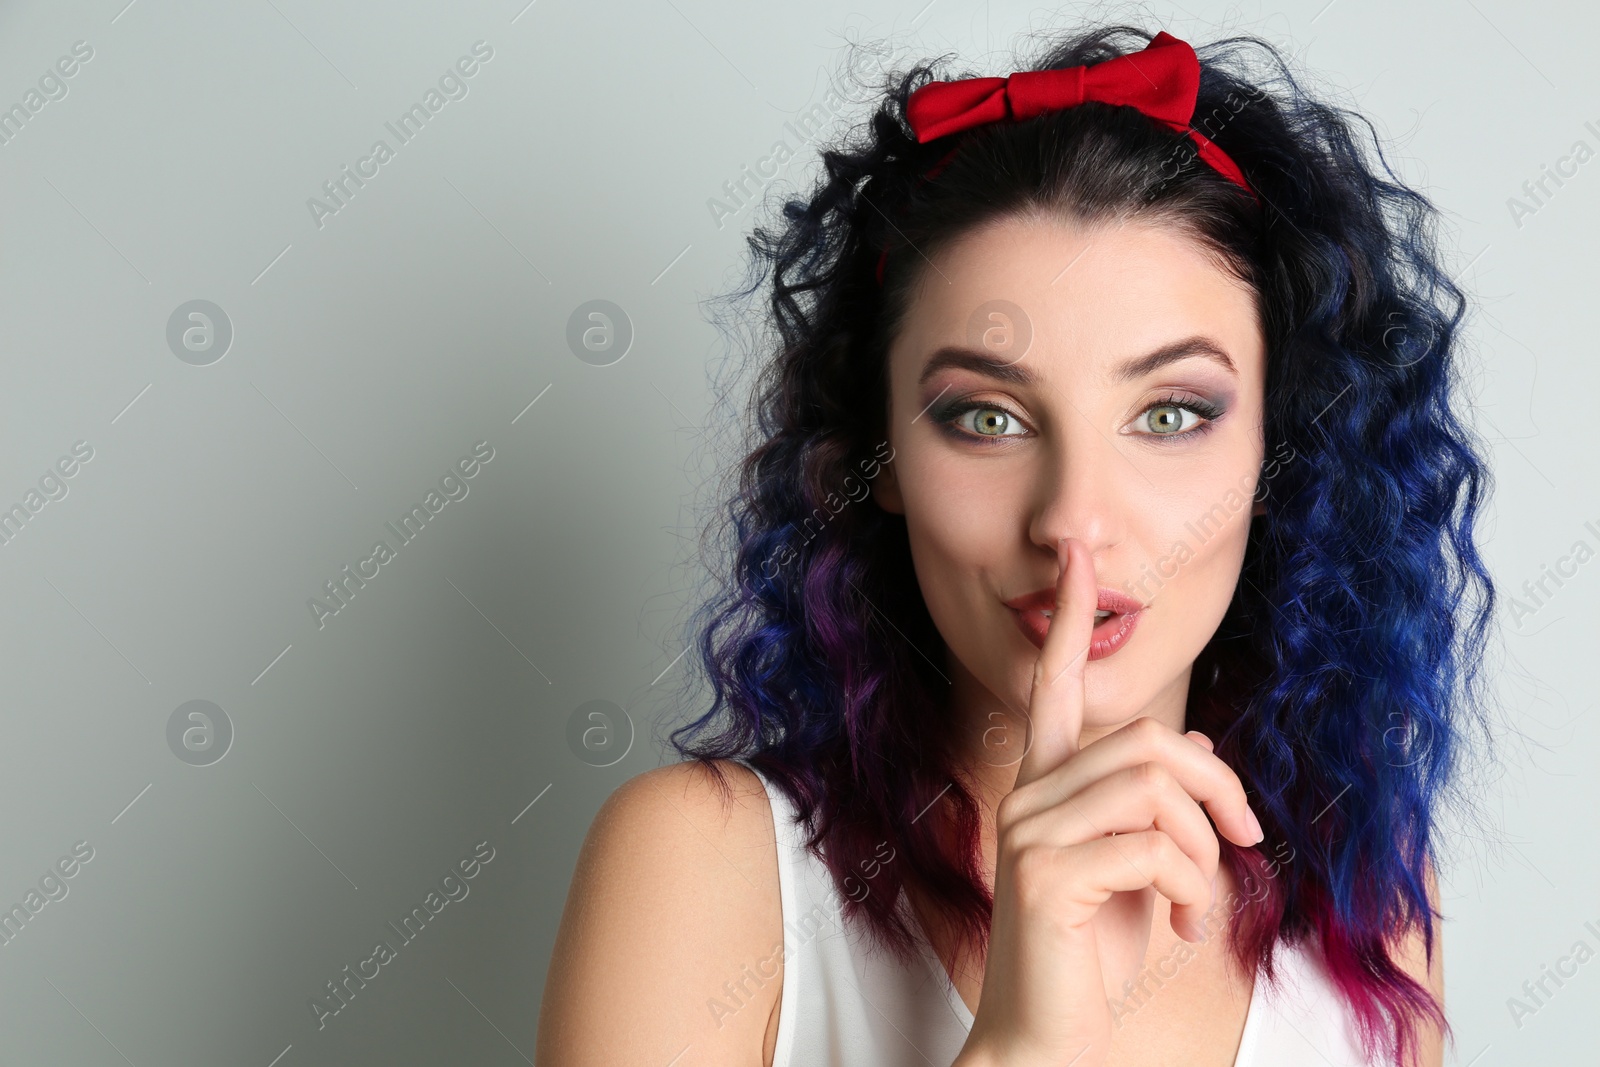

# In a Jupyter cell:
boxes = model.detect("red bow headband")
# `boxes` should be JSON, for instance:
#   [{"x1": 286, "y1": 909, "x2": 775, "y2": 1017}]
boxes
[{"x1": 875, "y1": 31, "x2": 1255, "y2": 285}]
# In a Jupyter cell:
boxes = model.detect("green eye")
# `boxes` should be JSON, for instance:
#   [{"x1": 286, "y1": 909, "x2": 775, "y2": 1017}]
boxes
[
  {"x1": 1144, "y1": 403, "x2": 1199, "y2": 435},
  {"x1": 932, "y1": 401, "x2": 1030, "y2": 440},
  {"x1": 930, "y1": 399, "x2": 1030, "y2": 444},
  {"x1": 966, "y1": 407, "x2": 1017, "y2": 436}
]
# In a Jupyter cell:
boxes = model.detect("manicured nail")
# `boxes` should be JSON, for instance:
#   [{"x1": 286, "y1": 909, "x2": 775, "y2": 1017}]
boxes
[{"x1": 1245, "y1": 806, "x2": 1264, "y2": 844}]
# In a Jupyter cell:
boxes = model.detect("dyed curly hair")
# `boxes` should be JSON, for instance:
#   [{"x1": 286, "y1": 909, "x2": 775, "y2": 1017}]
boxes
[{"x1": 662, "y1": 22, "x2": 1496, "y2": 1067}]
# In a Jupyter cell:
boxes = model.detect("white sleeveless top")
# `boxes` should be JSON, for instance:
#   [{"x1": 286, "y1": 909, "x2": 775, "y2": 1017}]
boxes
[{"x1": 744, "y1": 762, "x2": 1391, "y2": 1066}]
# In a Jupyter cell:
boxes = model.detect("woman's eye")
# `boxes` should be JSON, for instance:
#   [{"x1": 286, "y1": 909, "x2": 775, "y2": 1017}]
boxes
[
  {"x1": 1136, "y1": 402, "x2": 1207, "y2": 437},
  {"x1": 955, "y1": 405, "x2": 1026, "y2": 437}
]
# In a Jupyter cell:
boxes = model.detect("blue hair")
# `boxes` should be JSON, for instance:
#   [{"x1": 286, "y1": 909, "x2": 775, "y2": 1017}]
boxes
[{"x1": 664, "y1": 23, "x2": 1497, "y2": 1067}]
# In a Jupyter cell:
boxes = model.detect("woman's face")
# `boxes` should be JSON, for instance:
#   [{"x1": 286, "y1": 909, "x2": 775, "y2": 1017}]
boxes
[{"x1": 872, "y1": 212, "x2": 1267, "y2": 750}]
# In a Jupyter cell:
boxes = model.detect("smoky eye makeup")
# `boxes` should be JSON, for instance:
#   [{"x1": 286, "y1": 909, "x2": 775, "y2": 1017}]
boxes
[
  {"x1": 1128, "y1": 390, "x2": 1230, "y2": 441},
  {"x1": 927, "y1": 395, "x2": 1031, "y2": 443},
  {"x1": 924, "y1": 388, "x2": 1231, "y2": 444}
]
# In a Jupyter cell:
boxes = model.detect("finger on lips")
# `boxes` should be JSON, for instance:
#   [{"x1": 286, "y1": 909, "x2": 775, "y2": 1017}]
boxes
[{"x1": 1016, "y1": 537, "x2": 1096, "y2": 786}]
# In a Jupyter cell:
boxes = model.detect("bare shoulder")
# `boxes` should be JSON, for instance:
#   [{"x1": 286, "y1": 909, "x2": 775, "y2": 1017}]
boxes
[
  {"x1": 616, "y1": 758, "x2": 774, "y2": 836},
  {"x1": 584, "y1": 760, "x2": 781, "y2": 903},
  {"x1": 536, "y1": 759, "x2": 784, "y2": 1067}
]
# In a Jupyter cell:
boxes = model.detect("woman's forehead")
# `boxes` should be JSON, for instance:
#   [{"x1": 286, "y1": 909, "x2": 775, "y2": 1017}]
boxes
[{"x1": 892, "y1": 214, "x2": 1264, "y2": 384}]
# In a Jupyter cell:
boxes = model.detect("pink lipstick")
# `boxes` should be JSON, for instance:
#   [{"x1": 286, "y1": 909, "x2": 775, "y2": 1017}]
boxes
[{"x1": 1003, "y1": 586, "x2": 1145, "y2": 660}]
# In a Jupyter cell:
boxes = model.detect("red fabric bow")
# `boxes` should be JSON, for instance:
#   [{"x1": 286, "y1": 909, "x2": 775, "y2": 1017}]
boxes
[{"x1": 904, "y1": 31, "x2": 1251, "y2": 192}]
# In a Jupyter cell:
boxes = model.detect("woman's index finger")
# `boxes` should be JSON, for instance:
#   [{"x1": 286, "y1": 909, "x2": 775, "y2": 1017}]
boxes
[{"x1": 1013, "y1": 537, "x2": 1097, "y2": 790}]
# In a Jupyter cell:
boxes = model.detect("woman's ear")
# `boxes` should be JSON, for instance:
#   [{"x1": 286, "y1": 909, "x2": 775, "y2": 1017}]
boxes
[{"x1": 872, "y1": 456, "x2": 904, "y2": 514}]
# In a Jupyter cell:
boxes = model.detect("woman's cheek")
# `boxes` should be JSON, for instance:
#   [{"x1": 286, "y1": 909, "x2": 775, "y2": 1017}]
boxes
[
  {"x1": 1156, "y1": 477, "x2": 1255, "y2": 623},
  {"x1": 935, "y1": 466, "x2": 1025, "y2": 556},
  {"x1": 901, "y1": 455, "x2": 1019, "y2": 621}
]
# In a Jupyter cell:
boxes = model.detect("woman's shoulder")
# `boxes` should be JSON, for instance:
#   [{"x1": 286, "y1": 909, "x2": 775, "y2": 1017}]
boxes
[
  {"x1": 536, "y1": 758, "x2": 785, "y2": 1065},
  {"x1": 591, "y1": 758, "x2": 782, "y2": 888},
  {"x1": 601, "y1": 757, "x2": 775, "y2": 838}
]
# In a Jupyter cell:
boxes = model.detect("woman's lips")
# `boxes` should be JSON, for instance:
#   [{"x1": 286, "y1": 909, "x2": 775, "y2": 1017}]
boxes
[{"x1": 1003, "y1": 588, "x2": 1146, "y2": 660}]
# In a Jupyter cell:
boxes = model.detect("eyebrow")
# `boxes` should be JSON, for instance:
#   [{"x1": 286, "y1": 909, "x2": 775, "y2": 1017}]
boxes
[
  {"x1": 917, "y1": 346, "x2": 1039, "y2": 387},
  {"x1": 1111, "y1": 336, "x2": 1238, "y2": 383},
  {"x1": 916, "y1": 335, "x2": 1238, "y2": 387}
]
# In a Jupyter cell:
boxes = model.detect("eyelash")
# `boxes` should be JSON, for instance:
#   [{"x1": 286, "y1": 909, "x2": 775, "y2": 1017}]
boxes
[
  {"x1": 1143, "y1": 393, "x2": 1226, "y2": 439},
  {"x1": 932, "y1": 393, "x2": 1226, "y2": 444}
]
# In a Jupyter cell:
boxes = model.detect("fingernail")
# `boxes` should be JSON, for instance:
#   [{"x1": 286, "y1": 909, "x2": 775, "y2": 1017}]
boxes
[{"x1": 1245, "y1": 807, "x2": 1264, "y2": 844}]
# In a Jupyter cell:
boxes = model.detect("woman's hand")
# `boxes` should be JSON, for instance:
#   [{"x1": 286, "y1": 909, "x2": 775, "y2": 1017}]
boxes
[{"x1": 955, "y1": 537, "x2": 1264, "y2": 1067}]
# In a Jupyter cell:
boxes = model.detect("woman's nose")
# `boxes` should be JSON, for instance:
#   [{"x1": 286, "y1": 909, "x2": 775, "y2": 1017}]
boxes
[{"x1": 1026, "y1": 425, "x2": 1126, "y2": 554}]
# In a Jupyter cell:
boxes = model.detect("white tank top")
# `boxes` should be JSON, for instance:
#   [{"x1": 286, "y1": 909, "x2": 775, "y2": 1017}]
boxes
[{"x1": 744, "y1": 761, "x2": 1392, "y2": 1067}]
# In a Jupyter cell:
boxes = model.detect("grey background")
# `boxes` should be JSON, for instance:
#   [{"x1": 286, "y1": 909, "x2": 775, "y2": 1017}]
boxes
[{"x1": 0, "y1": 0, "x2": 1592, "y2": 1063}]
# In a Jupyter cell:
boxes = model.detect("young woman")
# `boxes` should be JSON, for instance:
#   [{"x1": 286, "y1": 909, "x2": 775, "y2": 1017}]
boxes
[{"x1": 537, "y1": 24, "x2": 1495, "y2": 1067}]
